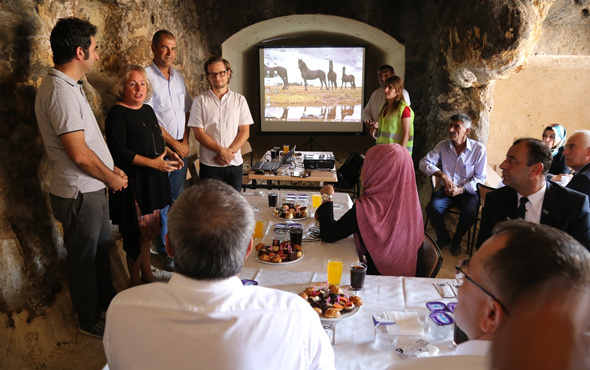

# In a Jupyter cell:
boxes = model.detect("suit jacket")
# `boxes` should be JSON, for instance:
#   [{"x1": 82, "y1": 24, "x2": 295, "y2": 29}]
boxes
[
  {"x1": 477, "y1": 181, "x2": 590, "y2": 250},
  {"x1": 567, "y1": 163, "x2": 590, "y2": 199}
]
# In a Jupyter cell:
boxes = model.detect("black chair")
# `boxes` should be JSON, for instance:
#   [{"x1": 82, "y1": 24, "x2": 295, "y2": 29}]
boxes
[
  {"x1": 334, "y1": 151, "x2": 364, "y2": 199},
  {"x1": 469, "y1": 183, "x2": 496, "y2": 256},
  {"x1": 415, "y1": 233, "x2": 443, "y2": 278},
  {"x1": 424, "y1": 175, "x2": 473, "y2": 254}
]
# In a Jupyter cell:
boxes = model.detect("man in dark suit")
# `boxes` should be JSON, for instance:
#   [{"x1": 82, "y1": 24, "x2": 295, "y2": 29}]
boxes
[
  {"x1": 477, "y1": 138, "x2": 590, "y2": 250},
  {"x1": 563, "y1": 130, "x2": 590, "y2": 199}
]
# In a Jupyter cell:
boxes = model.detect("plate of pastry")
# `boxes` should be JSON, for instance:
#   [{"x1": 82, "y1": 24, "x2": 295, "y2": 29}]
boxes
[
  {"x1": 273, "y1": 203, "x2": 311, "y2": 220},
  {"x1": 254, "y1": 240, "x2": 303, "y2": 264},
  {"x1": 298, "y1": 285, "x2": 363, "y2": 323}
]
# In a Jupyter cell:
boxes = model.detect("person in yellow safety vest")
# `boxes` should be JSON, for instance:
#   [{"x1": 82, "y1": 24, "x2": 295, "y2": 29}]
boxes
[{"x1": 374, "y1": 76, "x2": 414, "y2": 154}]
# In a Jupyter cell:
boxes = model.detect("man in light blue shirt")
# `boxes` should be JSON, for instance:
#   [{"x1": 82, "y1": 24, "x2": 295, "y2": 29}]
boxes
[
  {"x1": 419, "y1": 113, "x2": 487, "y2": 256},
  {"x1": 145, "y1": 30, "x2": 192, "y2": 271}
]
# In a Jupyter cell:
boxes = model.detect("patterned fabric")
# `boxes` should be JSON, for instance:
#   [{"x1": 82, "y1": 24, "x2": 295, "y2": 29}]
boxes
[
  {"x1": 354, "y1": 144, "x2": 424, "y2": 276},
  {"x1": 135, "y1": 201, "x2": 161, "y2": 244}
]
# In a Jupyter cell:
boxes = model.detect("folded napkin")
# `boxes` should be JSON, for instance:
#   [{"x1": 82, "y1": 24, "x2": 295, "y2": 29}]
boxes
[{"x1": 384, "y1": 311, "x2": 424, "y2": 336}]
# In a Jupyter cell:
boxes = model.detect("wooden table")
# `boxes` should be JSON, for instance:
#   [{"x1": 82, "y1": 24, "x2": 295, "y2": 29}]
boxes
[{"x1": 247, "y1": 151, "x2": 338, "y2": 190}]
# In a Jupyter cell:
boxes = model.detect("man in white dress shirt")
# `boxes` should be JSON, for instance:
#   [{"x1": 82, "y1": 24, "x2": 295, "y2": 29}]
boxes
[
  {"x1": 361, "y1": 65, "x2": 410, "y2": 136},
  {"x1": 189, "y1": 56, "x2": 253, "y2": 192},
  {"x1": 454, "y1": 219, "x2": 590, "y2": 357},
  {"x1": 145, "y1": 30, "x2": 193, "y2": 271},
  {"x1": 104, "y1": 179, "x2": 335, "y2": 369}
]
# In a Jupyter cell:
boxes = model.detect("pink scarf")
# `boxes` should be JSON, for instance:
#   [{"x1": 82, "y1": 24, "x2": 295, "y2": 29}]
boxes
[{"x1": 354, "y1": 144, "x2": 423, "y2": 276}]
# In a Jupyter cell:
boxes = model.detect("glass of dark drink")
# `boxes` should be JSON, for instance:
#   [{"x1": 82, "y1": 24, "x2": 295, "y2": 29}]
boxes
[
  {"x1": 350, "y1": 262, "x2": 367, "y2": 290},
  {"x1": 268, "y1": 192, "x2": 278, "y2": 208},
  {"x1": 289, "y1": 225, "x2": 303, "y2": 246}
]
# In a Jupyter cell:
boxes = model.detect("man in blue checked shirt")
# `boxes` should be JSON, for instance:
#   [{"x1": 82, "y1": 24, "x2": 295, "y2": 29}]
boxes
[{"x1": 419, "y1": 113, "x2": 487, "y2": 256}]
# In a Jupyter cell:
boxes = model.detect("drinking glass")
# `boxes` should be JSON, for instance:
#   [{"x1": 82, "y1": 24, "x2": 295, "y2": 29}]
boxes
[
  {"x1": 268, "y1": 192, "x2": 278, "y2": 208},
  {"x1": 327, "y1": 259, "x2": 343, "y2": 285},
  {"x1": 282, "y1": 144, "x2": 290, "y2": 154},
  {"x1": 253, "y1": 221, "x2": 265, "y2": 239},
  {"x1": 289, "y1": 225, "x2": 303, "y2": 246},
  {"x1": 350, "y1": 262, "x2": 367, "y2": 290},
  {"x1": 312, "y1": 193, "x2": 322, "y2": 208}
]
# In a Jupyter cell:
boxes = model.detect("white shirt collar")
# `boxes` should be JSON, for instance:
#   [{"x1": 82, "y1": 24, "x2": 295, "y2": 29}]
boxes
[
  {"x1": 454, "y1": 339, "x2": 491, "y2": 356},
  {"x1": 517, "y1": 181, "x2": 547, "y2": 224}
]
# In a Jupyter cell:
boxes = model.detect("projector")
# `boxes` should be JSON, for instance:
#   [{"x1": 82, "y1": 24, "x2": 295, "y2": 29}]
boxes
[{"x1": 303, "y1": 154, "x2": 336, "y2": 170}]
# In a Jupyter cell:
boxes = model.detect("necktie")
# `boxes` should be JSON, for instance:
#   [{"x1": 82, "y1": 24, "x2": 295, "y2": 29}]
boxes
[{"x1": 517, "y1": 197, "x2": 529, "y2": 219}]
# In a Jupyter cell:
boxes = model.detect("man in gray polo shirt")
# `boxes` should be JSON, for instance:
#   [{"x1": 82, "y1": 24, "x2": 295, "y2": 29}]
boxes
[{"x1": 35, "y1": 17, "x2": 128, "y2": 338}]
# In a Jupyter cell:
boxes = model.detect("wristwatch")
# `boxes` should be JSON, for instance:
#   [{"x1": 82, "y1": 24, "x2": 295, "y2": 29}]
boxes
[{"x1": 321, "y1": 193, "x2": 333, "y2": 202}]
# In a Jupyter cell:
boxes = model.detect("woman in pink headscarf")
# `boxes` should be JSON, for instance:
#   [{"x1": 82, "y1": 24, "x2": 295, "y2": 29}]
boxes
[{"x1": 317, "y1": 143, "x2": 423, "y2": 276}]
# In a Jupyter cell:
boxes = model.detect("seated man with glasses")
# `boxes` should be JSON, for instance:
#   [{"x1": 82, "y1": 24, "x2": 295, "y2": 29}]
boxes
[
  {"x1": 453, "y1": 219, "x2": 590, "y2": 358},
  {"x1": 188, "y1": 56, "x2": 253, "y2": 192}
]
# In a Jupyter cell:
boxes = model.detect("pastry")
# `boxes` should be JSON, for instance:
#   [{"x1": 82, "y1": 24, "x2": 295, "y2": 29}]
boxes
[
  {"x1": 349, "y1": 296, "x2": 363, "y2": 306},
  {"x1": 259, "y1": 254, "x2": 270, "y2": 262},
  {"x1": 323, "y1": 308, "x2": 341, "y2": 319}
]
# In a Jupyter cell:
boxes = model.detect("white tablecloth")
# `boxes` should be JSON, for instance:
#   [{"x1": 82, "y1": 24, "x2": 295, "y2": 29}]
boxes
[
  {"x1": 241, "y1": 190, "x2": 359, "y2": 272},
  {"x1": 238, "y1": 268, "x2": 460, "y2": 370}
]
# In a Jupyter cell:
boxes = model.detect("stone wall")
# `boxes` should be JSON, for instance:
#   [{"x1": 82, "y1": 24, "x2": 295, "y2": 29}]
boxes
[{"x1": 0, "y1": 0, "x2": 207, "y2": 366}]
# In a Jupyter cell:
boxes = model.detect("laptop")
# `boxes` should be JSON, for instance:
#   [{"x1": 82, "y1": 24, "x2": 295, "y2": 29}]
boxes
[{"x1": 251, "y1": 145, "x2": 296, "y2": 172}]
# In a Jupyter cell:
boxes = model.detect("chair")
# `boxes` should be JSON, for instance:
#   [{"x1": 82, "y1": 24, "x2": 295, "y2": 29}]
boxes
[
  {"x1": 334, "y1": 151, "x2": 365, "y2": 199},
  {"x1": 415, "y1": 233, "x2": 443, "y2": 278},
  {"x1": 469, "y1": 183, "x2": 496, "y2": 256},
  {"x1": 424, "y1": 175, "x2": 472, "y2": 253}
]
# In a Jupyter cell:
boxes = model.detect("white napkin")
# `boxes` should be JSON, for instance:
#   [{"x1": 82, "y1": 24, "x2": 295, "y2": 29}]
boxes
[{"x1": 384, "y1": 311, "x2": 424, "y2": 336}]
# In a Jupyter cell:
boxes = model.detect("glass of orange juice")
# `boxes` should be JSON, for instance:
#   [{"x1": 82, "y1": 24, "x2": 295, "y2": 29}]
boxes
[
  {"x1": 253, "y1": 220, "x2": 265, "y2": 239},
  {"x1": 282, "y1": 144, "x2": 290, "y2": 154},
  {"x1": 327, "y1": 258, "x2": 343, "y2": 285},
  {"x1": 312, "y1": 193, "x2": 322, "y2": 208}
]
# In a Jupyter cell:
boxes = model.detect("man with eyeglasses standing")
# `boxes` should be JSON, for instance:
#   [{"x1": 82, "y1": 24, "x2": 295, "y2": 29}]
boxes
[
  {"x1": 453, "y1": 219, "x2": 590, "y2": 358},
  {"x1": 145, "y1": 30, "x2": 192, "y2": 271},
  {"x1": 476, "y1": 137, "x2": 590, "y2": 250},
  {"x1": 188, "y1": 56, "x2": 253, "y2": 192}
]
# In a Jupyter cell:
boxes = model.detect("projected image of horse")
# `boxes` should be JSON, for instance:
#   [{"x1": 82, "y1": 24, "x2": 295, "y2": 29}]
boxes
[
  {"x1": 298, "y1": 59, "x2": 328, "y2": 91},
  {"x1": 265, "y1": 65, "x2": 289, "y2": 90},
  {"x1": 341, "y1": 66, "x2": 356, "y2": 89},
  {"x1": 328, "y1": 60, "x2": 337, "y2": 89}
]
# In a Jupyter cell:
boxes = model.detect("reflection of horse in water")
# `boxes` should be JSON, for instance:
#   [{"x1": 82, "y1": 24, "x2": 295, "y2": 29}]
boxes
[
  {"x1": 341, "y1": 67, "x2": 356, "y2": 89},
  {"x1": 298, "y1": 59, "x2": 327, "y2": 91},
  {"x1": 265, "y1": 65, "x2": 289, "y2": 90},
  {"x1": 340, "y1": 105, "x2": 355, "y2": 120},
  {"x1": 301, "y1": 106, "x2": 327, "y2": 120},
  {"x1": 326, "y1": 106, "x2": 337, "y2": 121},
  {"x1": 280, "y1": 107, "x2": 289, "y2": 120},
  {"x1": 328, "y1": 60, "x2": 337, "y2": 89}
]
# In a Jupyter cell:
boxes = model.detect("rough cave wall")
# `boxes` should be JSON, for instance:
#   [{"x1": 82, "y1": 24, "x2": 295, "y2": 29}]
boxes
[
  {"x1": 0, "y1": 0, "x2": 556, "y2": 365},
  {"x1": 0, "y1": 0, "x2": 207, "y2": 366}
]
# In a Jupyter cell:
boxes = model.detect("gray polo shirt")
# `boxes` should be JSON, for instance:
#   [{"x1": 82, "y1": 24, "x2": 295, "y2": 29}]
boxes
[{"x1": 35, "y1": 68, "x2": 114, "y2": 198}]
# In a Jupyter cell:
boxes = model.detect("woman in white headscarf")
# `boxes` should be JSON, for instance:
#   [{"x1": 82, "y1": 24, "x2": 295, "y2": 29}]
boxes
[{"x1": 542, "y1": 123, "x2": 569, "y2": 179}]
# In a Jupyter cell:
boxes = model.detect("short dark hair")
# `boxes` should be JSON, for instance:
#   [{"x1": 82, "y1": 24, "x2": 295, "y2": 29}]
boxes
[
  {"x1": 152, "y1": 30, "x2": 175, "y2": 47},
  {"x1": 167, "y1": 179, "x2": 254, "y2": 280},
  {"x1": 204, "y1": 56, "x2": 231, "y2": 74},
  {"x1": 450, "y1": 113, "x2": 472, "y2": 129},
  {"x1": 512, "y1": 138, "x2": 552, "y2": 174},
  {"x1": 378, "y1": 65, "x2": 394, "y2": 74},
  {"x1": 50, "y1": 17, "x2": 97, "y2": 65},
  {"x1": 485, "y1": 219, "x2": 590, "y2": 309}
]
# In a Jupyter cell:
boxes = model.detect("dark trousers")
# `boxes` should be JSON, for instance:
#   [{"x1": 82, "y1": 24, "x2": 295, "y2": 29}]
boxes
[
  {"x1": 200, "y1": 163, "x2": 243, "y2": 192},
  {"x1": 426, "y1": 189, "x2": 478, "y2": 247},
  {"x1": 50, "y1": 189, "x2": 116, "y2": 328}
]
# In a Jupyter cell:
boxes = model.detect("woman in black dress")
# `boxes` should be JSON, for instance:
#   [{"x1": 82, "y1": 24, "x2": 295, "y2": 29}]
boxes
[{"x1": 106, "y1": 65, "x2": 183, "y2": 287}]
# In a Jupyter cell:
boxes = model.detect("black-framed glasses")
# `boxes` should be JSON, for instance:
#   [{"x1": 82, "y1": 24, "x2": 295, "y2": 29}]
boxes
[
  {"x1": 207, "y1": 70, "x2": 228, "y2": 79},
  {"x1": 455, "y1": 259, "x2": 510, "y2": 316}
]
